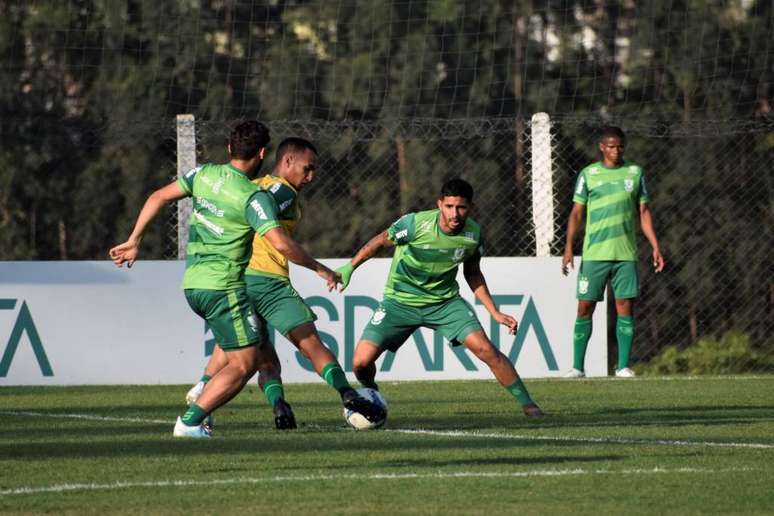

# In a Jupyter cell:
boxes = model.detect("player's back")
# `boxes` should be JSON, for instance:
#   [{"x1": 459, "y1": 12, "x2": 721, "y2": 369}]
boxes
[
  {"x1": 385, "y1": 209, "x2": 482, "y2": 306},
  {"x1": 178, "y1": 162, "x2": 261, "y2": 290},
  {"x1": 246, "y1": 174, "x2": 300, "y2": 279}
]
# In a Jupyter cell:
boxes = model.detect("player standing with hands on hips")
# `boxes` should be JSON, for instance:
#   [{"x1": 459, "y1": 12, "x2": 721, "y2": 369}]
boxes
[{"x1": 562, "y1": 126, "x2": 665, "y2": 378}]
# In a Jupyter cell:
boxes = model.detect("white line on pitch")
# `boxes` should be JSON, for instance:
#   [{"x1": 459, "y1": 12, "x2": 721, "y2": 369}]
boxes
[
  {"x1": 4, "y1": 410, "x2": 773, "y2": 449},
  {"x1": 0, "y1": 467, "x2": 755, "y2": 497},
  {"x1": 387, "y1": 428, "x2": 774, "y2": 449}
]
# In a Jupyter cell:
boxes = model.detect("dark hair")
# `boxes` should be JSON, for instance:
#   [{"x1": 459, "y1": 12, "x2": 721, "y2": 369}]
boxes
[
  {"x1": 440, "y1": 178, "x2": 474, "y2": 202},
  {"x1": 600, "y1": 125, "x2": 626, "y2": 141},
  {"x1": 276, "y1": 137, "x2": 317, "y2": 162},
  {"x1": 229, "y1": 120, "x2": 271, "y2": 160}
]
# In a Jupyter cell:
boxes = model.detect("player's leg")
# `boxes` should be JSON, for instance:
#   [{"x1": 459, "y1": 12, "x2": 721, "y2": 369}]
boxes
[
  {"x1": 566, "y1": 260, "x2": 610, "y2": 377},
  {"x1": 352, "y1": 340, "x2": 385, "y2": 391},
  {"x1": 176, "y1": 288, "x2": 261, "y2": 437},
  {"x1": 255, "y1": 340, "x2": 296, "y2": 429},
  {"x1": 611, "y1": 261, "x2": 639, "y2": 377},
  {"x1": 354, "y1": 298, "x2": 419, "y2": 392},
  {"x1": 428, "y1": 297, "x2": 543, "y2": 417},
  {"x1": 461, "y1": 330, "x2": 543, "y2": 417},
  {"x1": 186, "y1": 344, "x2": 229, "y2": 405}
]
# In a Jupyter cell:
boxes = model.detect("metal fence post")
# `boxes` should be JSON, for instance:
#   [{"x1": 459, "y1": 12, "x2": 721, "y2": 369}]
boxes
[{"x1": 176, "y1": 114, "x2": 196, "y2": 260}]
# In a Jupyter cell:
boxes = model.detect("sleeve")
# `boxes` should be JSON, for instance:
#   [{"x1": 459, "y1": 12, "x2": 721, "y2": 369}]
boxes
[
  {"x1": 572, "y1": 170, "x2": 588, "y2": 205},
  {"x1": 387, "y1": 213, "x2": 416, "y2": 245},
  {"x1": 266, "y1": 182, "x2": 297, "y2": 215},
  {"x1": 469, "y1": 233, "x2": 485, "y2": 261},
  {"x1": 245, "y1": 190, "x2": 281, "y2": 235},
  {"x1": 639, "y1": 173, "x2": 650, "y2": 204},
  {"x1": 177, "y1": 165, "x2": 202, "y2": 196}
]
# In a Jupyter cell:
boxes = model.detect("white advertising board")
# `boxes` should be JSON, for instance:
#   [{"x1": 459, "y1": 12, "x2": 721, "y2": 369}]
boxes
[{"x1": 0, "y1": 258, "x2": 606, "y2": 385}]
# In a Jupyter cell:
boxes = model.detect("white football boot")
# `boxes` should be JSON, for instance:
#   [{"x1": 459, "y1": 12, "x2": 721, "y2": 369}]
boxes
[
  {"x1": 563, "y1": 368, "x2": 586, "y2": 378},
  {"x1": 173, "y1": 417, "x2": 212, "y2": 438},
  {"x1": 615, "y1": 367, "x2": 636, "y2": 378}
]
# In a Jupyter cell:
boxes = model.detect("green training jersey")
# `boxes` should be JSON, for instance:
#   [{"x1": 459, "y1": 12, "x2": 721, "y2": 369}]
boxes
[
  {"x1": 573, "y1": 160, "x2": 649, "y2": 261},
  {"x1": 384, "y1": 209, "x2": 483, "y2": 307},
  {"x1": 177, "y1": 163, "x2": 282, "y2": 290}
]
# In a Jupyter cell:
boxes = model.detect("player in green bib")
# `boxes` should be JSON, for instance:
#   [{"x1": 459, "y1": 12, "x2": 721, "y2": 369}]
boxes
[
  {"x1": 337, "y1": 179, "x2": 544, "y2": 418},
  {"x1": 561, "y1": 126, "x2": 665, "y2": 378}
]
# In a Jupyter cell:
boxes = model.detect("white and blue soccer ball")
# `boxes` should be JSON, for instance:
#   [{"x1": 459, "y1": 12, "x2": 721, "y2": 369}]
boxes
[{"x1": 343, "y1": 388, "x2": 388, "y2": 430}]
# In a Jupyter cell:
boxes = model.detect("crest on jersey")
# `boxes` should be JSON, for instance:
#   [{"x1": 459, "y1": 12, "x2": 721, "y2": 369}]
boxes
[
  {"x1": 624, "y1": 179, "x2": 634, "y2": 192},
  {"x1": 453, "y1": 248, "x2": 466, "y2": 262},
  {"x1": 371, "y1": 308, "x2": 387, "y2": 326},
  {"x1": 578, "y1": 275, "x2": 589, "y2": 294},
  {"x1": 247, "y1": 314, "x2": 258, "y2": 333}
]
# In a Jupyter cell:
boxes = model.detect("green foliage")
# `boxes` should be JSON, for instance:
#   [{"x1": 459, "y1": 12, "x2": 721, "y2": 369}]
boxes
[{"x1": 641, "y1": 332, "x2": 774, "y2": 375}]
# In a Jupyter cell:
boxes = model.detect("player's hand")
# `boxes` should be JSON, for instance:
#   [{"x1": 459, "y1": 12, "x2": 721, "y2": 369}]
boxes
[
  {"x1": 494, "y1": 312, "x2": 518, "y2": 335},
  {"x1": 336, "y1": 262, "x2": 355, "y2": 292},
  {"x1": 109, "y1": 240, "x2": 140, "y2": 268},
  {"x1": 652, "y1": 248, "x2": 665, "y2": 273},
  {"x1": 318, "y1": 266, "x2": 341, "y2": 292},
  {"x1": 561, "y1": 248, "x2": 574, "y2": 276}
]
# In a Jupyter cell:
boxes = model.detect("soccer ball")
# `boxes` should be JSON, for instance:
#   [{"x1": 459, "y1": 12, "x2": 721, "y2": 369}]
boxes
[{"x1": 343, "y1": 388, "x2": 388, "y2": 430}]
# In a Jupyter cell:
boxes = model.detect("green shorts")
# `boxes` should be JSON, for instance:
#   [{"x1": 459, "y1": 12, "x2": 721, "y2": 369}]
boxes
[
  {"x1": 245, "y1": 273, "x2": 317, "y2": 337},
  {"x1": 577, "y1": 260, "x2": 639, "y2": 301},
  {"x1": 184, "y1": 288, "x2": 261, "y2": 350},
  {"x1": 361, "y1": 296, "x2": 482, "y2": 352}
]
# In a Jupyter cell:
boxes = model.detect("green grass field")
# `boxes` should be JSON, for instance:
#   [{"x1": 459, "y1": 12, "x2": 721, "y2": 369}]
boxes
[{"x1": 2, "y1": 377, "x2": 773, "y2": 514}]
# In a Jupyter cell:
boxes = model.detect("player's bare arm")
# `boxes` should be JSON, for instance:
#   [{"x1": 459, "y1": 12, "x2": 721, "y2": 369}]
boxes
[
  {"x1": 463, "y1": 254, "x2": 518, "y2": 335},
  {"x1": 262, "y1": 227, "x2": 340, "y2": 291},
  {"x1": 562, "y1": 202, "x2": 585, "y2": 275},
  {"x1": 639, "y1": 203, "x2": 665, "y2": 273},
  {"x1": 337, "y1": 230, "x2": 395, "y2": 291},
  {"x1": 109, "y1": 181, "x2": 188, "y2": 268}
]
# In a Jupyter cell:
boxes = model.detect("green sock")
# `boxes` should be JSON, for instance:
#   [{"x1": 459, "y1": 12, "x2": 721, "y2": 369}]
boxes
[
  {"x1": 505, "y1": 378, "x2": 534, "y2": 406},
  {"x1": 573, "y1": 318, "x2": 593, "y2": 370},
  {"x1": 616, "y1": 315, "x2": 635, "y2": 370},
  {"x1": 320, "y1": 362, "x2": 352, "y2": 393},
  {"x1": 263, "y1": 379, "x2": 285, "y2": 407},
  {"x1": 181, "y1": 404, "x2": 208, "y2": 427},
  {"x1": 200, "y1": 374, "x2": 211, "y2": 383}
]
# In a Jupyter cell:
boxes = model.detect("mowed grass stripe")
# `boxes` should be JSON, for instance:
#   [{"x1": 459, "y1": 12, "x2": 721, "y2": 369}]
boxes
[
  {"x1": 0, "y1": 467, "x2": 756, "y2": 497},
  {"x1": 4, "y1": 410, "x2": 773, "y2": 449}
]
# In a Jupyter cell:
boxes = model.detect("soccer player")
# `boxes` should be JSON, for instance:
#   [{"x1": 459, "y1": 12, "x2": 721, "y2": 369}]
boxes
[
  {"x1": 561, "y1": 126, "x2": 665, "y2": 378},
  {"x1": 337, "y1": 178, "x2": 544, "y2": 418},
  {"x1": 110, "y1": 122, "x2": 342, "y2": 438},
  {"x1": 185, "y1": 137, "x2": 386, "y2": 430}
]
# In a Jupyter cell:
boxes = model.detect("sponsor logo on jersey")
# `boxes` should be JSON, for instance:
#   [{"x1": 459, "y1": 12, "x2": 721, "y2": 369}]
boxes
[
  {"x1": 624, "y1": 179, "x2": 634, "y2": 192},
  {"x1": 394, "y1": 229, "x2": 408, "y2": 241},
  {"x1": 185, "y1": 166, "x2": 202, "y2": 178},
  {"x1": 575, "y1": 175, "x2": 586, "y2": 194},
  {"x1": 200, "y1": 174, "x2": 225, "y2": 194},
  {"x1": 278, "y1": 199, "x2": 293, "y2": 212},
  {"x1": 269, "y1": 183, "x2": 282, "y2": 193},
  {"x1": 250, "y1": 200, "x2": 268, "y2": 219},
  {"x1": 193, "y1": 210, "x2": 225, "y2": 236},
  {"x1": 578, "y1": 275, "x2": 589, "y2": 295},
  {"x1": 417, "y1": 220, "x2": 433, "y2": 236},
  {"x1": 464, "y1": 231, "x2": 475, "y2": 240},
  {"x1": 196, "y1": 197, "x2": 224, "y2": 217},
  {"x1": 371, "y1": 308, "x2": 386, "y2": 326},
  {"x1": 453, "y1": 248, "x2": 466, "y2": 262}
]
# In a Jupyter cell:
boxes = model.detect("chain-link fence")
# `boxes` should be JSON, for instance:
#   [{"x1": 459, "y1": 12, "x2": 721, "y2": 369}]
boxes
[{"x1": 171, "y1": 115, "x2": 774, "y2": 374}]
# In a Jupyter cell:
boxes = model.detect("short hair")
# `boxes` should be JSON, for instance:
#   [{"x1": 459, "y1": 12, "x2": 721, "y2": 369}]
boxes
[
  {"x1": 440, "y1": 178, "x2": 474, "y2": 202},
  {"x1": 229, "y1": 120, "x2": 271, "y2": 160},
  {"x1": 275, "y1": 137, "x2": 318, "y2": 162},
  {"x1": 600, "y1": 126, "x2": 626, "y2": 141}
]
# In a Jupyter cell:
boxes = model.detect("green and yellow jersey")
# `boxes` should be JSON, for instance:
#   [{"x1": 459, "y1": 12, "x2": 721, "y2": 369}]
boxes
[
  {"x1": 573, "y1": 160, "x2": 649, "y2": 261},
  {"x1": 245, "y1": 175, "x2": 300, "y2": 279},
  {"x1": 177, "y1": 163, "x2": 281, "y2": 290},
  {"x1": 384, "y1": 209, "x2": 483, "y2": 307}
]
